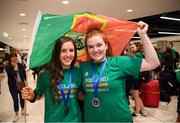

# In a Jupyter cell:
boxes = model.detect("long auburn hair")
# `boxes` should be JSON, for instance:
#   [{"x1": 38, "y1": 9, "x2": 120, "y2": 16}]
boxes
[
  {"x1": 85, "y1": 28, "x2": 112, "y2": 57},
  {"x1": 47, "y1": 36, "x2": 77, "y2": 104}
]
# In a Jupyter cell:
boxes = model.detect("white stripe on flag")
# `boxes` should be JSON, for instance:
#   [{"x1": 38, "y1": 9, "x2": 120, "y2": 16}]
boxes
[{"x1": 27, "y1": 10, "x2": 42, "y2": 69}]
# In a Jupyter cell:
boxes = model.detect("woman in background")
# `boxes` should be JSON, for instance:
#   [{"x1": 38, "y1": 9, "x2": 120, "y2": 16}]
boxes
[{"x1": 5, "y1": 54, "x2": 26, "y2": 122}]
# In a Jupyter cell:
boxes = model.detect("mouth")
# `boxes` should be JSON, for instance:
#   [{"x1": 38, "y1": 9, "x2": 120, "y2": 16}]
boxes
[
  {"x1": 64, "y1": 55, "x2": 74, "y2": 61},
  {"x1": 64, "y1": 58, "x2": 72, "y2": 62},
  {"x1": 92, "y1": 52, "x2": 103, "y2": 57}
]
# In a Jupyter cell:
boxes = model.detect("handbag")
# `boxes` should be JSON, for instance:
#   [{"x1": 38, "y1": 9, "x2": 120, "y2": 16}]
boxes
[
  {"x1": 15, "y1": 71, "x2": 26, "y2": 91},
  {"x1": 140, "y1": 71, "x2": 151, "y2": 83},
  {"x1": 16, "y1": 81, "x2": 26, "y2": 91}
]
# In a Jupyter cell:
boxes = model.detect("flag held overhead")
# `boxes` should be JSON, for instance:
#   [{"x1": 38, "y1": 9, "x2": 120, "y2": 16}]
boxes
[{"x1": 28, "y1": 11, "x2": 138, "y2": 69}]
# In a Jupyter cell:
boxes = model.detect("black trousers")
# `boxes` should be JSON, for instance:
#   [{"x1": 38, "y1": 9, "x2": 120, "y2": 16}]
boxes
[{"x1": 9, "y1": 88, "x2": 24, "y2": 112}]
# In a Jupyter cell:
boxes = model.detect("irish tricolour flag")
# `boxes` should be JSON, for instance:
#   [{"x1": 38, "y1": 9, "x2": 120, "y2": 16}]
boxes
[{"x1": 27, "y1": 11, "x2": 138, "y2": 69}]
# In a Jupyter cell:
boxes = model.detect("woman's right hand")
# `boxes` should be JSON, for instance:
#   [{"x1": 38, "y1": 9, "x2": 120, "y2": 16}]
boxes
[{"x1": 21, "y1": 87, "x2": 35, "y2": 101}]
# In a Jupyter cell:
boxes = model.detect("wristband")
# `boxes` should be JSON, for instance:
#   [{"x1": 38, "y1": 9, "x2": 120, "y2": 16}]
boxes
[{"x1": 30, "y1": 90, "x2": 37, "y2": 103}]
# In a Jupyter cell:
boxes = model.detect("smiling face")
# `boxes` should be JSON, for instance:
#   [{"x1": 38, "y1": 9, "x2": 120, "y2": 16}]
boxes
[
  {"x1": 130, "y1": 44, "x2": 137, "y2": 54},
  {"x1": 60, "y1": 41, "x2": 75, "y2": 69},
  {"x1": 86, "y1": 35, "x2": 108, "y2": 62},
  {"x1": 10, "y1": 55, "x2": 18, "y2": 63}
]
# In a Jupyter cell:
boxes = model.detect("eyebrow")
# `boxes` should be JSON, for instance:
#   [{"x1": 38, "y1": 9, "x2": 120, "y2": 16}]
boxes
[{"x1": 87, "y1": 42, "x2": 103, "y2": 46}]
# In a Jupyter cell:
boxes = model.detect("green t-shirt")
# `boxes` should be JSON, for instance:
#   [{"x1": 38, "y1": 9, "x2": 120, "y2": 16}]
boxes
[
  {"x1": 34, "y1": 67, "x2": 82, "y2": 122},
  {"x1": 134, "y1": 52, "x2": 144, "y2": 58},
  {"x1": 80, "y1": 56, "x2": 142, "y2": 122},
  {"x1": 163, "y1": 49, "x2": 177, "y2": 66}
]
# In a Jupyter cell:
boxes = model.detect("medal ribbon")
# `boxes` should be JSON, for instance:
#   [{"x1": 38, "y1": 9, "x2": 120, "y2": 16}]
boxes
[
  {"x1": 92, "y1": 59, "x2": 107, "y2": 97},
  {"x1": 58, "y1": 68, "x2": 72, "y2": 107}
]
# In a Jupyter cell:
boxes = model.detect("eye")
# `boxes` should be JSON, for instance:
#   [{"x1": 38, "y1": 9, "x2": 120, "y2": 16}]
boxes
[
  {"x1": 96, "y1": 43, "x2": 102, "y2": 47},
  {"x1": 61, "y1": 49, "x2": 66, "y2": 53},
  {"x1": 69, "y1": 48, "x2": 74, "y2": 53},
  {"x1": 87, "y1": 45, "x2": 94, "y2": 49}
]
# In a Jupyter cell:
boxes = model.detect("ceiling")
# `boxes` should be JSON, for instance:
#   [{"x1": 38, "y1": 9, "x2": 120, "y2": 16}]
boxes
[
  {"x1": 0, "y1": 0, "x2": 180, "y2": 50},
  {"x1": 131, "y1": 10, "x2": 180, "y2": 41}
]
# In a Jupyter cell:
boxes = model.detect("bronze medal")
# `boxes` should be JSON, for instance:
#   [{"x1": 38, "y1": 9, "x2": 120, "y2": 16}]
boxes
[{"x1": 92, "y1": 98, "x2": 100, "y2": 107}]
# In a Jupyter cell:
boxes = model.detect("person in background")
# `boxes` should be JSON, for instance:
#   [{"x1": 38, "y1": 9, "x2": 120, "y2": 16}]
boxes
[
  {"x1": 177, "y1": 90, "x2": 180, "y2": 122},
  {"x1": 17, "y1": 49, "x2": 22, "y2": 64},
  {"x1": 163, "y1": 42, "x2": 179, "y2": 71},
  {"x1": 21, "y1": 36, "x2": 82, "y2": 122},
  {"x1": 131, "y1": 43, "x2": 147, "y2": 117},
  {"x1": 129, "y1": 43, "x2": 137, "y2": 55},
  {"x1": 80, "y1": 21, "x2": 160, "y2": 122},
  {"x1": 152, "y1": 47, "x2": 163, "y2": 79},
  {"x1": 5, "y1": 54, "x2": 27, "y2": 122},
  {"x1": 162, "y1": 42, "x2": 179, "y2": 96}
]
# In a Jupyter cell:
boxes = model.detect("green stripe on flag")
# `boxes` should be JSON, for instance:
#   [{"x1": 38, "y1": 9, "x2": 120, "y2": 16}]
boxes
[{"x1": 29, "y1": 13, "x2": 74, "y2": 68}]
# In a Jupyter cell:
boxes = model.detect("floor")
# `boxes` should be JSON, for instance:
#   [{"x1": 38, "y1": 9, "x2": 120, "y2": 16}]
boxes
[{"x1": 0, "y1": 70, "x2": 178, "y2": 123}]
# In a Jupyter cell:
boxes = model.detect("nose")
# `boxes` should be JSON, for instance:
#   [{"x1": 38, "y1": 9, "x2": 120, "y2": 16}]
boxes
[
  {"x1": 66, "y1": 51, "x2": 71, "y2": 56},
  {"x1": 93, "y1": 47, "x2": 98, "y2": 52}
]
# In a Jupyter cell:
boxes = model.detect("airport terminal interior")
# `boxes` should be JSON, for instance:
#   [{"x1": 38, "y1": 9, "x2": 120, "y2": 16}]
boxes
[
  {"x1": 0, "y1": 71, "x2": 178, "y2": 122},
  {"x1": 0, "y1": 0, "x2": 180, "y2": 122}
]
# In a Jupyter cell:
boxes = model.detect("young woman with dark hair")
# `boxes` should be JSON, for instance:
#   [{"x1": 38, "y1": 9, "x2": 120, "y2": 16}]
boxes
[{"x1": 21, "y1": 36, "x2": 82, "y2": 122}]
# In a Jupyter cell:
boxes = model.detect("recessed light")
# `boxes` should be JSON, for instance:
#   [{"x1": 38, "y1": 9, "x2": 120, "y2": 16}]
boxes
[
  {"x1": 9, "y1": 37, "x2": 12, "y2": 40},
  {"x1": 22, "y1": 28, "x2": 26, "y2": 31},
  {"x1": 2, "y1": 32, "x2": 9, "y2": 38},
  {"x1": 23, "y1": 35, "x2": 27, "y2": 38},
  {"x1": 127, "y1": 9, "x2": 133, "y2": 13},
  {"x1": 12, "y1": 41, "x2": 15, "y2": 43},
  {"x1": 62, "y1": 0, "x2": 69, "y2": 5},
  {"x1": 20, "y1": 13, "x2": 26, "y2": 16}
]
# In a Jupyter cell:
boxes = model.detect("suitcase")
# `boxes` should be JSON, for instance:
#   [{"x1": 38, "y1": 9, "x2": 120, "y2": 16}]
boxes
[
  {"x1": 159, "y1": 70, "x2": 177, "y2": 96},
  {"x1": 140, "y1": 80, "x2": 160, "y2": 107}
]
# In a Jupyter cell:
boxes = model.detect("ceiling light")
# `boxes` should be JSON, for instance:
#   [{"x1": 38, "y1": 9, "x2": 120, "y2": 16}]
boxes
[
  {"x1": 23, "y1": 35, "x2": 27, "y2": 38},
  {"x1": 127, "y1": 9, "x2": 133, "y2": 13},
  {"x1": 20, "y1": 13, "x2": 26, "y2": 16},
  {"x1": 9, "y1": 37, "x2": 12, "y2": 39},
  {"x1": 12, "y1": 41, "x2": 15, "y2": 43},
  {"x1": 62, "y1": 0, "x2": 69, "y2": 5},
  {"x1": 2, "y1": 32, "x2": 8, "y2": 38},
  {"x1": 160, "y1": 16, "x2": 180, "y2": 21},
  {"x1": 132, "y1": 36, "x2": 140, "y2": 39},
  {"x1": 158, "y1": 32, "x2": 180, "y2": 35},
  {"x1": 0, "y1": 48, "x2": 5, "y2": 51},
  {"x1": 22, "y1": 28, "x2": 26, "y2": 31}
]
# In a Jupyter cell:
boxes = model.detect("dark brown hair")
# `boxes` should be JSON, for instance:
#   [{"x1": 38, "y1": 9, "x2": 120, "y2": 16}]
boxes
[
  {"x1": 8, "y1": 53, "x2": 17, "y2": 62},
  {"x1": 47, "y1": 36, "x2": 77, "y2": 104},
  {"x1": 85, "y1": 28, "x2": 112, "y2": 57}
]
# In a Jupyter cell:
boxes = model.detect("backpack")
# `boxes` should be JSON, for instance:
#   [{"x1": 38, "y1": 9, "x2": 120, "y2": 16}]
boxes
[{"x1": 140, "y1": 71, "x2": 151, "y2": 83}]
